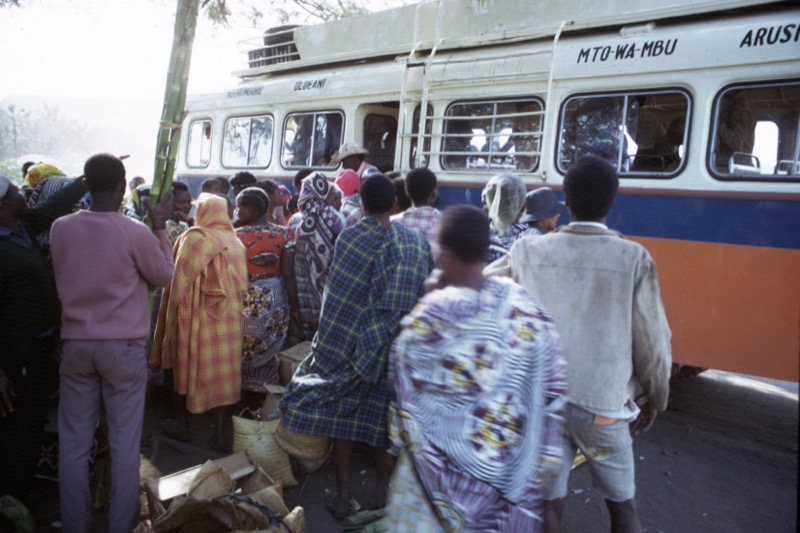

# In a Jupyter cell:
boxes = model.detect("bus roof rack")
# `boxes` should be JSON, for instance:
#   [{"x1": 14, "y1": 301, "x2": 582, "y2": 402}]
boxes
[{"x1": 234, "y1": 0, "x2": 784, "y2": 78}]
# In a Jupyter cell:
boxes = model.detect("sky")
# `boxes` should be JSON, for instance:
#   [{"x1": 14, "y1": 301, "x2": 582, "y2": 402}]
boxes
[{"x1": 0, "y1": 0, "x2": 411, "y2": 178}]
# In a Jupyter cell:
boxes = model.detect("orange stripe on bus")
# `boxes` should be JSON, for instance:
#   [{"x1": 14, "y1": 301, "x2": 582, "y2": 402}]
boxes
[{"x1": 631, "y1": 237, "x2": 800, "y2": 382}]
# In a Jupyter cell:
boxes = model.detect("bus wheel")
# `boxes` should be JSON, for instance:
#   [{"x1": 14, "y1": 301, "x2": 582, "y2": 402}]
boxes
[{"x1": 671, "y1": 364, "x2": 707, "y2": 381}]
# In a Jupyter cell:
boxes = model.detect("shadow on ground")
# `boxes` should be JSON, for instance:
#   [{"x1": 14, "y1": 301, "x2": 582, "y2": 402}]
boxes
[{"x1": 27, "y1": 371, "x2": 798, "y2": 532}]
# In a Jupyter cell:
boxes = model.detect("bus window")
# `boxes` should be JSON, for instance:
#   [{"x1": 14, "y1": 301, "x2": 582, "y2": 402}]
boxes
[
  {"x1": 282, "y1": 111, "x2": 344, "y2": 169},
  {"x1": 710, "y1": 81, "x2": 800, "y2": 180},
  {"x1": 363, "y1": 114, "x2": 397, "y2": 172},
  {"x1": 222, "y1": 115, "x2": 274, "y2": 168},
  {"x1": 558, "y1": 91, "x2": 690, "y2": 177},
  {"x1": 441, "y1": 98, "x2": 542, "y2": 172},
  {"x1": 409, "y1": 104, "x2": 432, "y2": 169},
  {"x1": 186, "y1": 119, "x2": 212, "y2": 168}
]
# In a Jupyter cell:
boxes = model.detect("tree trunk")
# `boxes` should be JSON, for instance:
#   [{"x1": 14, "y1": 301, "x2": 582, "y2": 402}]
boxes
[{"x1": 150, "y1": 0, "x2": 200, "y2": 204}]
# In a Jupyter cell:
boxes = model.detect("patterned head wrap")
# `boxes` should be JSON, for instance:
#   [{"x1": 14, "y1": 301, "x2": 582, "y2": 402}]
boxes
[
  {"x1": 481, "y1": 173, "x2": 526, "y2": 233},
  {"x1": 298, "y1": 172, "x2": 331, "y2": 210},
  {"x1": 295, "y1": 172, "x2": 344, "y2": 313},
  {"x1": 298, "y1": 173, "x2": 343, "y2": 237},
  {"x1": 24, "y1": 163, "x2": 65, "y2": 188}
]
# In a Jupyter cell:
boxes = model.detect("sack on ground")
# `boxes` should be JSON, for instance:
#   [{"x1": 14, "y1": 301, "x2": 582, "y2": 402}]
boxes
[
  {"x1": 232, "y1": 416, "x2": 298, "y2": 488},
  {"x1": 275, "y1": 419, "x2": 332, "y2": 462}
]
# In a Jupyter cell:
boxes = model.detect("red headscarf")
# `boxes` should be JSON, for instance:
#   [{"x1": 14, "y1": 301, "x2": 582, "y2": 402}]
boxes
[{"x1": 334, "y1": 169, "x2": 360, "y2": 197}]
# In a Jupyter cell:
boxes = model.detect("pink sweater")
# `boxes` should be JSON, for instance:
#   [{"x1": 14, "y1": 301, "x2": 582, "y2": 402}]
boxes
[{"x1": 50, "y1": 211, "x2": 174, "y2": 341}]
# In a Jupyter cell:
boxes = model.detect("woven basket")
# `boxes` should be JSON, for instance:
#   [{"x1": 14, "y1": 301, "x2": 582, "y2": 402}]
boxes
[
  {"x1": 232, "y1": 417, "x2": 297, "y2": 488},
  {"x1": 275, "y1": 420, "x2": 332, "y2": 461}
]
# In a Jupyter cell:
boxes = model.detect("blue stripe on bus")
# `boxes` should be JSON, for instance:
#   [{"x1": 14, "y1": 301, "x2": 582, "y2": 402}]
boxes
[
  {"x1": 437, "y1": 187, "x2": 800, "y2": 250},
  {"x1": 180, "y1": 175, "x2": 799, "y2": 250},
  {"x1": 610, "y1": 194, "x2": 800, "y2": 250}
]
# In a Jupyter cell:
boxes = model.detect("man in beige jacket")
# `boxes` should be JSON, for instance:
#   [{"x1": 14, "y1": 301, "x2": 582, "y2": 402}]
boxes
[{"x1": 486, "y1": 155, "x2": 671, "y2": 533}]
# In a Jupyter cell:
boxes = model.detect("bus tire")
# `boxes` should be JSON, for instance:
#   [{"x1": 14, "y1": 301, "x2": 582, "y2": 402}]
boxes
[{"x1": 671, "y1": 364, "x2": 708, "y2": 381}]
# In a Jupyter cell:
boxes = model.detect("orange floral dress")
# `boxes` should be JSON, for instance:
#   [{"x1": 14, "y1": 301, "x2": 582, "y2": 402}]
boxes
[{"x1": 236, "y1": 223, "x2": 293, "y2": 391}]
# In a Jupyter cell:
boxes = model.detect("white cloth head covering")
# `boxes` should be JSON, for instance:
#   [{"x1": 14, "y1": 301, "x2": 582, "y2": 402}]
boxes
[
  {"x1": 0, "y1": 175, "x2": 12, "y2": 199},
  {"x1": 481, "y1": 173, "x2": 526, "y2": 233}
]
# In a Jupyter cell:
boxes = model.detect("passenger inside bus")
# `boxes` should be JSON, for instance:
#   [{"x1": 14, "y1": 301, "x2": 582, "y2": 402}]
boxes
[
  {"x1": 313, "y1": 115, "x2": 338, "y2": 166},
  {"x1": 288, "y1": 115, "x2": 313, "y2": 167},
  {"x1": 284, "y1": 113, "x2": 342, "y2": 168},
  {"x1": 479, "y1": 124, "x2": 516, "y2": 168},
  {"x1": 443, "y1": 115, "x2": 476, "y2": 169},
  {"x1": 363, "y1": 115, "x2": 398, "y2": 172},
  {"x1": 630, "y1": 107, "x2": 669, "y2": 170},
  {"x1": 630, "y1": 107, "x2": 685, "y2": 172},
  {"x1": 714, "y1": 90, "x2": 757, "y2": 174}
]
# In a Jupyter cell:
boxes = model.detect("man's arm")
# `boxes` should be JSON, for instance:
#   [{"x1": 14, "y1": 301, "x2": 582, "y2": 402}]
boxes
[
  {"x1": 631, "y1": 253, "x2": 672, "y2": 413},
  {"x1": 24, "y1": 177, "x2": 85, "y2": 235},
  {"x1": 132, "y1": 192, "x2": 175, "y2": 287},
  {"x1": 630, "y1": 402, "x2": 658, "y2": 436}
]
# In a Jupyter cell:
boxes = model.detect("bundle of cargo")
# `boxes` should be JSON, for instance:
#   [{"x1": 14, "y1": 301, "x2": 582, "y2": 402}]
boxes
[{"x1": 142, "y1": 451, "x2": 304, "y2": 532}]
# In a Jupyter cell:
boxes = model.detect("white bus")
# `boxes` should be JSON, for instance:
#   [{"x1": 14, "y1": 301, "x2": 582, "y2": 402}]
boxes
[{"x1": 176, "y1": 0, "x2": 800, "y2": 381}]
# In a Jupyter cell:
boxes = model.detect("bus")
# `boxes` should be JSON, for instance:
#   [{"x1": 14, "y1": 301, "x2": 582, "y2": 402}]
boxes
[{"x1": 175, "y1": 0, "x2": 800, "y2": 381}]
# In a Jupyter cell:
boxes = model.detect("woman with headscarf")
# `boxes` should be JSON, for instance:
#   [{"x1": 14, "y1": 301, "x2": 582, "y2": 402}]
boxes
[
  {"x1": 481, "y1": 173, "x2": 528, "y2": 264},
  {"x1": 294, "y1": 172, "x2": 345, "y2": 335},
  {"x1": 23, "y1": 162, "x2": 65, "y2": 190},
  {"x1": 152, "y1": 193, "x2": 247, "y2": 452},
  {"x1": 235, "y1": 186, "x2": 300, "y2": 391},
  {"x1": 386, "y1": 205, "x2": 568, "y2": 532},
  {"x1": 335, "y1": 168, "x2": 361, "y2": 222}
]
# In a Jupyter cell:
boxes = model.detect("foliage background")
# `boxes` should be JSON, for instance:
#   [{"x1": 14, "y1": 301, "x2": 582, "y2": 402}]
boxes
[{"x1": 0, "y1": 0, "x2": 413, "y2": 183}]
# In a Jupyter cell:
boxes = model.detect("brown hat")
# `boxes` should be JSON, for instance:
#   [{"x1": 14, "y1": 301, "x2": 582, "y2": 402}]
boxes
[{"x1": 331, "y1": 141, "x2": 369, "y2": 165}]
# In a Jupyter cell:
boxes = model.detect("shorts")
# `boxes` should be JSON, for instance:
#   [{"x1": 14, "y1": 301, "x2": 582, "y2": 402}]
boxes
[{"x1": 546, "y1": 403, "x2": 635, "y2": 502}]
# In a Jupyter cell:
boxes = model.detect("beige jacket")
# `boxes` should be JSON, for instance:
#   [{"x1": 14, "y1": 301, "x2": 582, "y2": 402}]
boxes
[{"x1": 485, "y1": 224, "x2": 672, "y2": 411}]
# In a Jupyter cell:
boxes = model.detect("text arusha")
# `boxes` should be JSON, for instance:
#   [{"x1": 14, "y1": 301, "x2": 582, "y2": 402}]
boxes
[{"x1": 739, "y1": 24, "x2": 800, "y2": 47}]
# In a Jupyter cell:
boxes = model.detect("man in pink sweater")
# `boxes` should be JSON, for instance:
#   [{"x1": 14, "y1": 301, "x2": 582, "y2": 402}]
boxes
[{"x1": 50, "y1": 154, "x2": 174, "y2": 533}]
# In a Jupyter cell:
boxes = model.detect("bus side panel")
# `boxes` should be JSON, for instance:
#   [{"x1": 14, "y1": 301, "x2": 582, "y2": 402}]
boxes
[
  {"x1": 435, "y1": 182, "x2": 800, "y2": 380},
  {"x1": 634, "y1": 236, "x2": 800, "y2": 381}
]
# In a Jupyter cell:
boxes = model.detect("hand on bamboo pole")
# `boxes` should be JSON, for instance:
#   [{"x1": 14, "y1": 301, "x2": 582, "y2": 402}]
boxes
[{"x1": 147, "y1": 191, "x2": 175, "y2": 231}]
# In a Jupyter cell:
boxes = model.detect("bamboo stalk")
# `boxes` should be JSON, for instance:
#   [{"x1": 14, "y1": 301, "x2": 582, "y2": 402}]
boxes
[{"x1": 150, "y1": 0, "x2": 200, "y2": 205}]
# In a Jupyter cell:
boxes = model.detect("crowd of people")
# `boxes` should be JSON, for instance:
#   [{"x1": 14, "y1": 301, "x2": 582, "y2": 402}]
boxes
[{"x1": 0, "y1": 142, "x2": 671, "y2": 533}]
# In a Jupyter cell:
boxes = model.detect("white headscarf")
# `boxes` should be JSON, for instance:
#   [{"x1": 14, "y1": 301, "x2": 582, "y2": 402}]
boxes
[{"x1": 481, "y1": 173, "x2": 526, "y2": 233}]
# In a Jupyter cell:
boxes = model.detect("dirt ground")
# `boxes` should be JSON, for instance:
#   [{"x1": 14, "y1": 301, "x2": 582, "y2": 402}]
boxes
[{"x1": 24, "y1": 370, "x2": 798, "y2": 532}]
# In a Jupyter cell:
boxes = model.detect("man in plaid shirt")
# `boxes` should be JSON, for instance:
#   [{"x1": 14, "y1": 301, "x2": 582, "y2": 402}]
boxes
[
  {"x1": 280, "y1": 174, "x2": 433, "y2": 519},
  {"x1": 391, "y1": 168, "x2": 442, "y2": 258}
]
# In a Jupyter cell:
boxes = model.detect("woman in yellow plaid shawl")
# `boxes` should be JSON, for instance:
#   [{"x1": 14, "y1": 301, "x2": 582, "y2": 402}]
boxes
[{"x1": 152, "y1": 193, "x2": 248, "y2": 451}]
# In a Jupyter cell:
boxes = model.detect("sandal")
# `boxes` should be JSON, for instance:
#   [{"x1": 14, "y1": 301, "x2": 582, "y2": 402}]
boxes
[{"x1": 342, "y1": 509, "x2": 385, "y2": 531}]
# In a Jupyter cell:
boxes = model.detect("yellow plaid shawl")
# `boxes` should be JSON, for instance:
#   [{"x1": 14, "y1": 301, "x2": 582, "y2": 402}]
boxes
[{"x1": 152, "y1": 194, "x2": 248, "y2": 413}]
